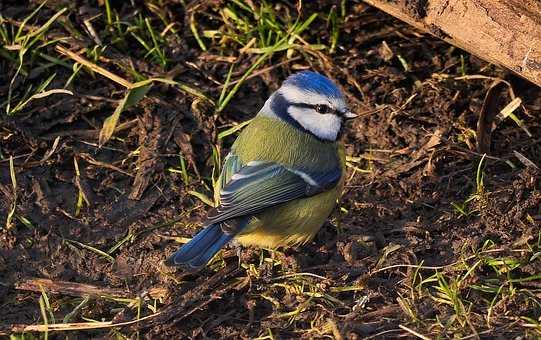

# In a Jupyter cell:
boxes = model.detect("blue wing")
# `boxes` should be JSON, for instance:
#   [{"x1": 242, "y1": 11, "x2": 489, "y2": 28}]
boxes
[
  {"x1": 207, "y1": 159, "x2": 342, "y2": 225},
  {"x1": 167, "y1": 152, "x2": 341, "y2": 268}
]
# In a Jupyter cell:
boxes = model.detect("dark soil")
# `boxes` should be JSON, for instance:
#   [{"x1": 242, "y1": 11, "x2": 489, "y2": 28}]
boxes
[
  {"x1": 404, "y1": 0, "x2": 429, "y2": 19},
  {"x1": 1, "y1": 1, "x2": 540, "y2": 338}
]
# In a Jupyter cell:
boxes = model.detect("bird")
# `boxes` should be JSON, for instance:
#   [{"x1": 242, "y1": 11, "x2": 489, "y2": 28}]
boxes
[{"x1": 166, "y1": 71, "x2": 356, "y2": 269}]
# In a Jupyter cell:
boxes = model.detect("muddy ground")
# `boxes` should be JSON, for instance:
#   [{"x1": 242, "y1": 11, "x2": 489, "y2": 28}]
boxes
[{"x1": 1, "y1": 0, "x2": 540, "y2": 338}]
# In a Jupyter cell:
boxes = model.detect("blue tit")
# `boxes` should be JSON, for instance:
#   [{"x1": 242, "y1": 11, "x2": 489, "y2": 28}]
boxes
[{"x1": 166, "y1": 71, "x2": 356, "y2": 268}]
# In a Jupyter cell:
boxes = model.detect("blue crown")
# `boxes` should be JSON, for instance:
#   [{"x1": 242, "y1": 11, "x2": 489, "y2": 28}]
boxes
[{"x1": 283, "y1": 71, "x2": 342, "y2": 98}]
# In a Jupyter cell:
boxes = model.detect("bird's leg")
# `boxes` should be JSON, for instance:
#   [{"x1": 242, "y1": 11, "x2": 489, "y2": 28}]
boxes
[
  {"x1": 236, "y1": 246, "x2": 242, "y2": 269},
  {"x1": 228, "y1": 239, "x2": 243, "y2": 269}
]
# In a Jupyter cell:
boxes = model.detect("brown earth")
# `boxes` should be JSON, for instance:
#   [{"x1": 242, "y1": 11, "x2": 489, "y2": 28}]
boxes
[{"x1": 1, "y1": 0, "x2": 540, "y2": 338}]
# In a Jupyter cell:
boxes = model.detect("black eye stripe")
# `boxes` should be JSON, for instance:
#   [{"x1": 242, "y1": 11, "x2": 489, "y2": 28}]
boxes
[{"x1": 290, "y1": 103, "x2": 338, "y2": 115}]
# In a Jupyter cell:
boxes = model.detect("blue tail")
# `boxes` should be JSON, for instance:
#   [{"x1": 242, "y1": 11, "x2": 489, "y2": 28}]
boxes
[{"x1": 166, "y1": 223, "x2": 233, "y2": 268}]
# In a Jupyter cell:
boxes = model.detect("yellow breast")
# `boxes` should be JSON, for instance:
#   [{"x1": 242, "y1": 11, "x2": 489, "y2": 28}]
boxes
[{"x1": 235, "y1": 182, "x2": 342, "y2": 248}]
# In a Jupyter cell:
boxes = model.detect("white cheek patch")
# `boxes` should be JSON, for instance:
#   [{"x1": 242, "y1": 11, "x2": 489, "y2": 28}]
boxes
[{"x1": 288, "y1": 106, "x2": 341, "y2": 141}]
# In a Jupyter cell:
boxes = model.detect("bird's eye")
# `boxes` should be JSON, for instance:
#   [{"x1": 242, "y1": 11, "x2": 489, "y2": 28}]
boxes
[{"x1": 315, "y1": 104, "x2": 330, "y2": 114}]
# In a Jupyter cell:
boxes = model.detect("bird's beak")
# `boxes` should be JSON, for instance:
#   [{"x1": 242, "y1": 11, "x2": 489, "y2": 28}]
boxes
[{"x1": 342, "y1": 110, "x2": 358, "y2": 120}]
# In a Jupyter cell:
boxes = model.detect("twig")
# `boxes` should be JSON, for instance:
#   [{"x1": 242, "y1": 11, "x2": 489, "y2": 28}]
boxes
[
  {"x1": 399, "y1": 324, "x2": 431, "y2": 340},
  {"x1": 15, "y1": 278, "x2": 129, "y2": 299},
  {"x1": 1, "y1": 312, "x2": 162, "y2": 335},
  {"x1": 78, "y1": 153, "x2": 133, "y2": 177}
]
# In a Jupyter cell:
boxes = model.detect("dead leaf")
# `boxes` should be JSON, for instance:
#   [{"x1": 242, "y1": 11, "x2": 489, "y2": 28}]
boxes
[{"x1": 476, "y1": 80, "x2": 506, "y2": 153}]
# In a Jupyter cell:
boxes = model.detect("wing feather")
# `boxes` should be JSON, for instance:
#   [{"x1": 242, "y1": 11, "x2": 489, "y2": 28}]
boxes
[{"x1": 207, "y1": 159, "x2": 341, "y2": 226}]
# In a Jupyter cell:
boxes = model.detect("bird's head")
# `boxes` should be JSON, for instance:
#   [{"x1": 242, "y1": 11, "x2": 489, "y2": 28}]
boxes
[{"x1": 261, "y1": 71, "x2": 356, "y2": 141}]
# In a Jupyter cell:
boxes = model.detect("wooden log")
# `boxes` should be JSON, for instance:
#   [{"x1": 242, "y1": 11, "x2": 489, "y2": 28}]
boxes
[{"x1": 362, "y1": 0, "x2": 541, "y2": 88}]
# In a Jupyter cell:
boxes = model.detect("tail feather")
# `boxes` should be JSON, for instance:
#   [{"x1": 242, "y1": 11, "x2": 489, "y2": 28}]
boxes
[
  {"x1": 186, "y1": 232, "x2": 233, "y2": 268},
  {"x1": 166, "y1": 223, "x2": 233, "y2": 268}
]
